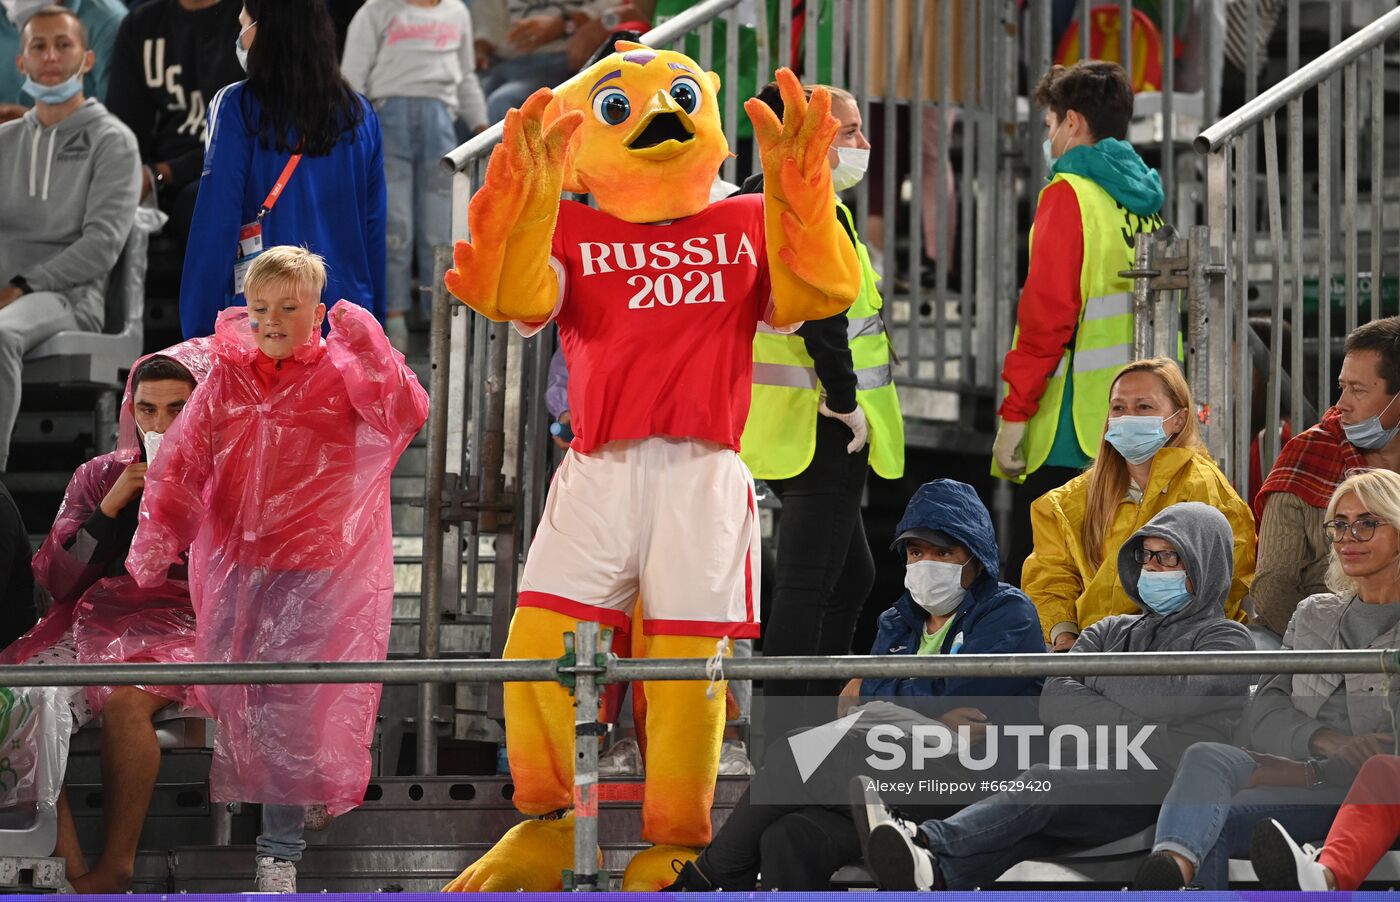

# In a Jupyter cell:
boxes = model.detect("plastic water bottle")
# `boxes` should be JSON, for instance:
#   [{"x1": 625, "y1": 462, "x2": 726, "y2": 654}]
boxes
[{"x1": 550, "y1": 420, "x2": 574, "y2": 442}]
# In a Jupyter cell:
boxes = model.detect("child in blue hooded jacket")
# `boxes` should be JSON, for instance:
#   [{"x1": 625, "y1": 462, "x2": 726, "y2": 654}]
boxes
[
  {"x1": 666, "y1": 479, "x2": 1046, "y2": 891},
  {"x1": 854, "y1": 479, "x2": 1047, "y2": 708}
]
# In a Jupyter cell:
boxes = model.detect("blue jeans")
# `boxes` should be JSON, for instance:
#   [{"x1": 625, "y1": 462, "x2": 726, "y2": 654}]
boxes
[
  {"x1": 1151, "y1": 742, "x2": 1346, "y2": 888},
  {"x1": 479, "y1": 52, "x2": 575, "y2": 124},
  {"x1": 918, "y1": 763, "x2": 1166, "y2": 889},
  {"x1": 379, "y1": 96, "x2": 456, "y2": 318},
  {"x1": 257, "y1": 804, "x2": 306, "y2": 862}
]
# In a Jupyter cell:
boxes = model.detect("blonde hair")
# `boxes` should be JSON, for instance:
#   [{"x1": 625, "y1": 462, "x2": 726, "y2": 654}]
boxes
[
  {"x1": 805, "y1": 83, "x2": 857, "y2": 106},
  {"x1": 1323, "y1": 468, "x2": 1400, "y2": 597},
  {"x1": 1081, "y1": 358, "x2": 1208, "y2": 572},
  {"x1": 243, "y1": 246, "x2": 327, "y2": 301}
]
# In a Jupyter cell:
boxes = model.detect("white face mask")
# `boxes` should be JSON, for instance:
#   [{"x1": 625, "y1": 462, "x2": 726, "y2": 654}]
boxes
[
  {"x1": 831, "y1": 146, "x2": 869, "y2": 192},
  {"x1": 143, "y1": 430, "x2": 164, "y2": 465},
  {"x1": 1042, "y1": 119, "x2": 1063, "y2": 171},
  {"x1": 904, "y1": 560, "x2": 966, "y2": 616},
  {"x1": 234, "y1": 21, "x2": 255, "y2": 72}
]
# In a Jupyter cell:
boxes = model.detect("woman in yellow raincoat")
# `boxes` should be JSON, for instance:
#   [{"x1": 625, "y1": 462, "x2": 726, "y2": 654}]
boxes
[{"x1": 1023, "y1": 357, "x2": 1255, "y2": 649}]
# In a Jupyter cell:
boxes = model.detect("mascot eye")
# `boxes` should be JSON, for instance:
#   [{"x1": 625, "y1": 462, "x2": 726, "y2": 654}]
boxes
[
  {"x1": 592, "y1": 89, "x2": 631, "y2": 126},
  {"x1": 669, "y1": 77, "x2": 702, "y2": 114}
]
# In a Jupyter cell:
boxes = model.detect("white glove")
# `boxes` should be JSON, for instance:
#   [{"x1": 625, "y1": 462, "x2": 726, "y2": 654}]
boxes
[
  {"x1": 819, "y1": 398, "x2": 869, "y2": 453},
  {"x1": 993, "y1": 419, "x2": 1027, "y2": 478}
]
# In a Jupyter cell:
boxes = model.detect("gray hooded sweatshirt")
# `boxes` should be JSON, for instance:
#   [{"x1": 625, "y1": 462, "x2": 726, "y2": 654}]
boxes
[
  {"x1": 0, "y1": 99, "x2": 139, "y2": 331},
  {"x1": 1039, "y1": 501, "x2": 1254, "y2": 772}
]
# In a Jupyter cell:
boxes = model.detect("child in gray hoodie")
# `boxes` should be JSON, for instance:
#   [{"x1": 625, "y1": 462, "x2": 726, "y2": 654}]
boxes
[{"x1": 852, "y1": 501, "x2": 1255, "y2": 890}]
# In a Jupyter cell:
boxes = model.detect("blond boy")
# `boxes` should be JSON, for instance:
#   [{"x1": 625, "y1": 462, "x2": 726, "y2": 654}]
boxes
[{"x1": 128, "y1": 247, "x2": 429, "y2": 892}]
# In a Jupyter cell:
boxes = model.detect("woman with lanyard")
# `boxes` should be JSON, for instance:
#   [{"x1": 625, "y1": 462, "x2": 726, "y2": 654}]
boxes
[{"x1": 179, "y1": 0, "x2": 386, "y2": 339}]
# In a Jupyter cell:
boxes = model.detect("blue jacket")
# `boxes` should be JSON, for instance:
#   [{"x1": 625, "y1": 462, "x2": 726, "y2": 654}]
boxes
[
  {"x1": 861, "y1": 479, "x2": 1045, "y2": 708},
  {"x1": 179, "y1": 82, "x2": 387, "y2": 337}
]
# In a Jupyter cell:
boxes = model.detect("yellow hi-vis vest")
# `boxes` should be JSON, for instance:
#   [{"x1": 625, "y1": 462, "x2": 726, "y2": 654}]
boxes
[
  {"x1": 742, "y1": 203, "x2": 904, "y2": 480},
  {"x1": 997, "y1": 172, "x2": 1165, "y2": 482}
]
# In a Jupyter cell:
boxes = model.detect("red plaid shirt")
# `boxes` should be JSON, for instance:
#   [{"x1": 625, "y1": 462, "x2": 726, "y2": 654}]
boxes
[{"x1": 1253, "y1": 407, "x2": 1365, "y2": 521}]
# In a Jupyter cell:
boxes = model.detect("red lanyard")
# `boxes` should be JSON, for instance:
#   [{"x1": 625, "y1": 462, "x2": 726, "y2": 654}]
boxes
[{"x1": 257, "y1": 153, "x2": 302, "y2": 222}]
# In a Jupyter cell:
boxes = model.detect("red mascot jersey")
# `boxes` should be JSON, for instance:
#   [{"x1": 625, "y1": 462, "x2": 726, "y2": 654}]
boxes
[{"x1": 543, "y1": 193, "x2": 772, "y2": 454}]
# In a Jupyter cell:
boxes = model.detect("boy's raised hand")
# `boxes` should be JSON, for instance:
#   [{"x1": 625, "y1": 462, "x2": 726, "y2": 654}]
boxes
[{"x1": 327, "y1": 301, "x2": 372, "y2": 341}]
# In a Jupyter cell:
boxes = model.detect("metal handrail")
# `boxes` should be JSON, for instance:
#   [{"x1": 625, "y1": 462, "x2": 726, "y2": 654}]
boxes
[
  {"x1": 5, "y1": 648, "x2": 1398, "y2": 687},
  {"x1": 439, "y1": 0, "x2": 743, "y2": 174},
  {"x1": 22, "y1": 638, "x2": 1394, "y2": 888},
  {"x1": 1195, "y1": 3, "x2": 1400, "y2": 154}
]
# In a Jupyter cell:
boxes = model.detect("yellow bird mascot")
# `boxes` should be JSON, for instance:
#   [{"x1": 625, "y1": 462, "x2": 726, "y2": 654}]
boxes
[{"x1": 441, "y1": 43, "x2": 860, "y2": 891}]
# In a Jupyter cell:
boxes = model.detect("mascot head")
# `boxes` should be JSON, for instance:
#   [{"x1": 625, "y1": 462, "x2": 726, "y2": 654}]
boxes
[{"x1": 545, "y1": 42, "x2": 729, "y2": 224}]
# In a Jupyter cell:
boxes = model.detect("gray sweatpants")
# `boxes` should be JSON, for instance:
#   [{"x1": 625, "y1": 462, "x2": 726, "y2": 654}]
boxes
[{"x1": 0, "y1": 292, "x2": 77, "y2": 471}]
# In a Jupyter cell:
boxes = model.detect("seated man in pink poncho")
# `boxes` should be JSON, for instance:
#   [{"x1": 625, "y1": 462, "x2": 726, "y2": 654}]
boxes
[
  {"x1": 2, "y1": 339, "x2": 211, "y2": 893},
  {"x1": 127, "y1": 246, "x2": 429, "y2": 893}
]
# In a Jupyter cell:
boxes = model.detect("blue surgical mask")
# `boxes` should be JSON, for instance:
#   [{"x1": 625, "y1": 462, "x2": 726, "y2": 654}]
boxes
[
  {"x1": 1136, "y1": 569, "x2": 1192, "y2": 615},
  {"x1": 1105, "y1": 410, "x2": 1182, "y2": 465},
  {"x1": 1342, "y1": 392, "x2": 1400, "y2": 450},
  {"x1": 21, "y1": 69, "x2": 83, "y2": 104},
  {"x1": 234, "y1": 21, "x2": 255, "y2": 72}
]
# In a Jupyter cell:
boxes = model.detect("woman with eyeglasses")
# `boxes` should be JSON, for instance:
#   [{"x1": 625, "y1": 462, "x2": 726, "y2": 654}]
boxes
[
  {"x1": 1022, "y1": 357, "x2": 1256, "y2": 651},
  {"x1": 1133, "y1": 467, "x2": 1400, "y2": 889}
]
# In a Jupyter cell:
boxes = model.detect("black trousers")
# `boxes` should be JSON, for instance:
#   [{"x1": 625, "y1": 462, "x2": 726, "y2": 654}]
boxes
[
  {"x1": 761, "y1": 415, "x2": 875, "y2": 699},
  {"x1": 1006, "y1": 464, "x2": 1080, "y2": 588},
  {"x1": 695, "y1": 723, "x2": 984, "y2": 889}
]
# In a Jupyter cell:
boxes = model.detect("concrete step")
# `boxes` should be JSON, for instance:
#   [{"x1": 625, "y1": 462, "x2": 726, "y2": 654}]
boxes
[
  {"x1": 169, "y1": 776, "x2": 748, "y2": 891},
  {"x1": 130, "y1": 850, "x2": 173, "y2": 894},
  {"x1": 63, "y1": 746, "x2": 212, "y2": 786},
  {"x1": 393, "y1": 558, "x2": 498, "y2": 597},
  {"x1": 391, "y1": 475, "x2": 425, "y2": 499},
  {"x1": 392, "y1": 535, "x2": 423, "y2": 557},
  {"x1": 170, "y1": 843, "x2": 477, "y2": 893},
  {"x1": 393, "y1": 593, "x2": 491, "y2": 624},
  {"x1": 390, "y1": 621, "x2": 491, "y2": 656},
  {"x1": 391, "y1": 501, "x2": 424, "y2": 536},
  {"x1": 303, "y1": 775, "x2": 745, "y2": 847},
  {"x1": 394, "y1": 444, "x2": 426, "y2": 476}
]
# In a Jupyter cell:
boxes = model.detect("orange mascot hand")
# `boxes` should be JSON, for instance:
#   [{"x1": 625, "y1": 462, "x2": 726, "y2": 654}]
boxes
[
  {"x1": 444, "y1": 88, "x2": 584, "y2": 322},
  {"x1": 745, "y1": 68, "x2": 861, "y2": 327}
]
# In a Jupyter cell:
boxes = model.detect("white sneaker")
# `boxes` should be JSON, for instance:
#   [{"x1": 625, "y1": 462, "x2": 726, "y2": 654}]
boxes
[
  {"x1": 254, "y1": 856, "x2": 297, "y2": 893},
  {"x1": 597, "y1": 737, "x2": 642, "y2": 777},
  {"x1": 1250, "y1": 818, "x2": 1330, "y2": 891},
  {"x1": 718, "y1": 739, "x2": 754, "y2": 775},
  {"x1": 848, "y1": 775, "x2": 937, "y2": 890}
]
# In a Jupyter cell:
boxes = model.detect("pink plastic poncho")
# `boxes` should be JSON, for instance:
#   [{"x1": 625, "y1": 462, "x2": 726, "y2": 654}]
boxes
[
  {"x1": 3, "y1": 339, "x2": 214, "y2": 715},
  {"x1": 127, "y1": 302, "x2": 428, "y2": 815}
]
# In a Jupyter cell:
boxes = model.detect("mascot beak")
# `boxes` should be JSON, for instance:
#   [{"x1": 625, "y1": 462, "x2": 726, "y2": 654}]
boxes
[{"x1": 623, "y1": 90, "x2": 696, "y2": 159}]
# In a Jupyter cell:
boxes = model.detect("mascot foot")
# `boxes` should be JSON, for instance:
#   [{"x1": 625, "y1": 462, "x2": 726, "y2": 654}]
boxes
[
  {"x1": 442, "y1": 813, "x2": 576, "y2": 891},
  {"x1": 621, "y1": 843, "x2": 703, "y2": 891}
]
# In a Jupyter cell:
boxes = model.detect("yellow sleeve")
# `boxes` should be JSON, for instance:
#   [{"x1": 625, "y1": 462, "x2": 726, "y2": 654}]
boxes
[{"x1": 1021, "y1": 491, "x2": 1086, "y2": 642}]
